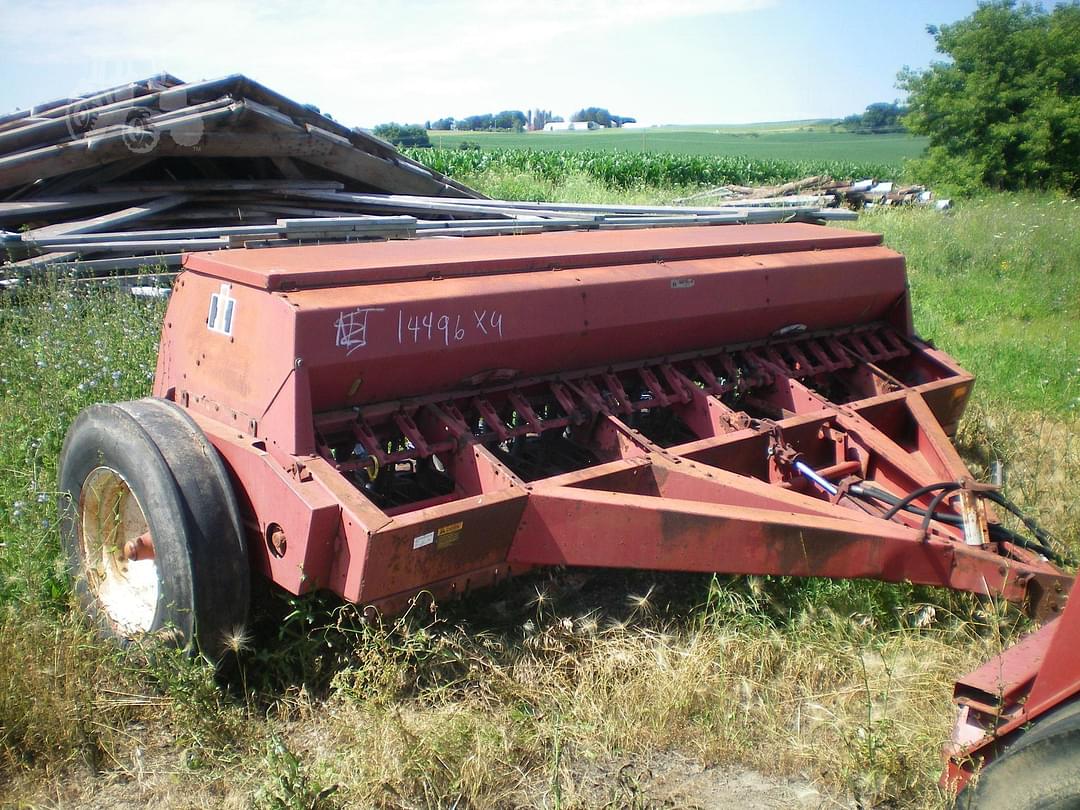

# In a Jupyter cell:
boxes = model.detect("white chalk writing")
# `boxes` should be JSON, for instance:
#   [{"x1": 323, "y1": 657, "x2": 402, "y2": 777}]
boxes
[
  {"x1": 335, "y1": 307, "x2": 385, "y2": 355},
  {"x1": 472, "y1": 309, "x2": 504, "y2": 338},
  {"x1": 336, "y1": 306, "x2": 506, "y2": 352},
  {"x1": 396, "y1": 308, "x2": 504, "y2": 346}
]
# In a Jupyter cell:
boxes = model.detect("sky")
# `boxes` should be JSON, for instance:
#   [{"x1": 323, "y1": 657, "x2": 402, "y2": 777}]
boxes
[{"x1": 0, "y1": 0, "x2": 984, "y2": 128}]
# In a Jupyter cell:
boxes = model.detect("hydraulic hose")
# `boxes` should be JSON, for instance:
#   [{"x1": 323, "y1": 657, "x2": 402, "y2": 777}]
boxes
[
  {"x1": 983, "y1": 490, "x2": 1055, "y2": 546},
  {"x1": 877, "y1": 481, "x2": 962, "y2": 520},
  {"x1": 851, "y1": 482, "x2": 1069, "y2": 566},
  {"x1": 988, "y1": 523, "x2": 1071, "y2": 565},
  {"x1": 920, "y1": 486, "x2": 955, "y2": 537},
  {"x1": 790, "y1": 465, "x2": 1070, "y2": 566}
]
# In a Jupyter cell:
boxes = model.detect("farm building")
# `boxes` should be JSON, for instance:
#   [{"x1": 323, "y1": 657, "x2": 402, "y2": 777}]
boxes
[{"x1": 543, "y1": 120, "x2": 603, "y2": 131}]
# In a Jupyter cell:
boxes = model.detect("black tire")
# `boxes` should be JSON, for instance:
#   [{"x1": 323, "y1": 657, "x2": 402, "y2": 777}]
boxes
[
  {"x1": 957, "y1": 697, "x2": 1080, "y2": 809},
  {"x1": 58, "y1": 397, "x2": 249, "y2": 659}
]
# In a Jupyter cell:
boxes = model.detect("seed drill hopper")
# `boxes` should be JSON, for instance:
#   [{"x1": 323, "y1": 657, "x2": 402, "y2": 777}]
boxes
[{"x1": 60, "y1": 222, "x2": 1078, "y2": 806}]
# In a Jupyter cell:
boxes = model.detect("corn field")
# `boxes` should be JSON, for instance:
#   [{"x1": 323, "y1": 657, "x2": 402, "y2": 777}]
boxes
[{"x1": 404, "y1": 147, "x2": 900, "y2": 189}]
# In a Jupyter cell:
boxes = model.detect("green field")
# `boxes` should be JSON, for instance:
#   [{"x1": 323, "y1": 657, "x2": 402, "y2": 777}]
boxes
[
  {"x1": 407, "y1": 147, "x2": 903, "y2": 193},
  {"x1": 427, "y1": 126, "x2": 928, "y2": 165}
]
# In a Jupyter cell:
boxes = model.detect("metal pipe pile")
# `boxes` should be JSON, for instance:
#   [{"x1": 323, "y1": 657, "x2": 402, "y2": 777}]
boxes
[{"x1": 0, "y1": 73, "x2": 853, "y2": 291}]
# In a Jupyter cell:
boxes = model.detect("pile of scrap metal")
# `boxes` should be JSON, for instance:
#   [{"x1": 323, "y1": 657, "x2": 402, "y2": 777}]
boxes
[
  {"x1": 678, "y1": 176, "x2": 949, "y2": 210},
  {"x1": 0, "y1": 74, "x2": 851, "y2": 290},
  {"x1": 837, "y1": 179, "x2": 950, "y2": 210}
]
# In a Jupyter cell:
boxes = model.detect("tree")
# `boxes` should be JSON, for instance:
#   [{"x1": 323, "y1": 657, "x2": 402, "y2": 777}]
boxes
[
  {"x1": 862, "y1": 102, "x2": 905, "y2": 130},
  {"x1": 571, "y1": 107, "x2": 635, "y2": 127},
  {"x1": 493, "y1": 110, "x2": 527, "y2": 131},
  {"x1": 458, "y1": 113, "x2": 494, "y2": 131},
  {"x1": 430, "y1": 117, "x2": 455, "y2": 130},
  {"x1": 841, "y1": 102, "x2": 907, "y2": 133},
  {"x1": 571, "y1": 107, "x2": 612, "y2": 126},
  {"x1": 899, "y1": 1, "x2": 1080, "y2": 193},
  {"x1": 372, "y1": 123, "x2": 430, "y2": 147}
]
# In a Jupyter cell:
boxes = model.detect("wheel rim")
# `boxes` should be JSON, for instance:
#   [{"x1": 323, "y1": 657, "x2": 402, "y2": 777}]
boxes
[{"x1": 79, "y1": 466, "x2": 159, "y2": 635}]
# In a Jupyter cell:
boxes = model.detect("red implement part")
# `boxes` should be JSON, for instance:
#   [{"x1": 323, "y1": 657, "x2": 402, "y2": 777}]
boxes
[
  {"x1": 944, "y1": 572, "x2": 1078, "y2": 792},
  {"x1": 154, "y1": 223, "x2": 1074, "y2": 789}
]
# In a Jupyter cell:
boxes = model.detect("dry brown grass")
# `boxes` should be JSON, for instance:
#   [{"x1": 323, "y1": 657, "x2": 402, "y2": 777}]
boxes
[
  {"x1": 0, "y1": 611, "x2": 146, "y2": 777},
  {"x1": 299, "y1": 616, "x2": 971, "y2": 808},
  {"x1": 958, "y1": 402, "x2": 1080, "y2": 549},
  {"x1": 0, "y1": 583, "x2": 1019, "y2": 808}
]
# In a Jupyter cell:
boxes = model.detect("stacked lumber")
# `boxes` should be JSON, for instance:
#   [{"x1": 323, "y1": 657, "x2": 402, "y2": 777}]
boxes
[{"x1": 0, "y1": 74, "x2": 851, "y2": 289}]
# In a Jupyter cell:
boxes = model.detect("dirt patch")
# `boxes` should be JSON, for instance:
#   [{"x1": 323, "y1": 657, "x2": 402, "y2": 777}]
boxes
[
  {"x1": 8, "y1": 743, "x2": 843, "y2": 810},
  {"x1": 566, "y1": 751, "x2": 835, "y2": 809}
]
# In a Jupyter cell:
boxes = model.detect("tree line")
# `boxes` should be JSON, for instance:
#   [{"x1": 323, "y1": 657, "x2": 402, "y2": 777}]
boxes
[
  {"x1": 373, "y1": 106, "x2": 637, "y2": 145},
  {"x1": 429, "y1": 111, "x2": 535, "y2": 132},
  {"x1": 840, "y1": 102, "x2": 908, "y2": 134},
  {"x1": 431, "y1": 107, "x2": 635, "y2": 131}
]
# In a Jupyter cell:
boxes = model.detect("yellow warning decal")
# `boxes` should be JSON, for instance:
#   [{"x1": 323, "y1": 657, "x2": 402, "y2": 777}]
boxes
[{"x1": 436, "y1": 521, "x2": 464, "y2": 549}]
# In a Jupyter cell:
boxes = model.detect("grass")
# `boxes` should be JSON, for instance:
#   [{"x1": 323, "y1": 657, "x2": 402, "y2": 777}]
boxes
[
  {"x1": 1, "y1": 185, "x2": 1077, "y2": 808},
  {"x1": 854, "y1": 196, "x2": 1080, "y2": 416},
  {"x1": 425, "y1": 126, "x2": 927, "y2": 166}
]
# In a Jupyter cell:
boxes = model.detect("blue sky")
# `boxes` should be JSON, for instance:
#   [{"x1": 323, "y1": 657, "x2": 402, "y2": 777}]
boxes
[{"x1": 0, "y1": 0, "x2": 983, "y2": 127}]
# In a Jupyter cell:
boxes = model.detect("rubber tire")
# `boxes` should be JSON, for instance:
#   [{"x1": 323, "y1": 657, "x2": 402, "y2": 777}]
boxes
[
  {"x1": 58, "y1": 397, "x2": 249, "y2": 659},
  {"x1": 956, "y1": 697, "x2": 1080, "y2": 809}
]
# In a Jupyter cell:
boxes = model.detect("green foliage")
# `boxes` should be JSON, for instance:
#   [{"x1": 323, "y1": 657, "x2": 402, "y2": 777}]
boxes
[
  {"x1": 405, "y1": 146, "x2": 897, "y2": 190},
  {"x1": 453, "y1": 111, "x2": 527, "y2": 131},
  {"x1": 493, "y1": 110, "x2": 527, "y2": 131},
  {"x1": 255, "y1": 737, "x2": 339, "y2": 810},
  {"x1": 842, "y1": 102, "x2": 908, "y2": 134},
  {"x1": 900, "y1": 1, "x2": 1080, "y2": 193},
  {"x1": 570, "y1": 106, "x2": 636, "y2": 127},
  {"x1": 457, "y1": 113, "x2": 493, "y2": 130},
  {"x1": 0, "y1": 279, "x2": 165, "y2": 609},
  {"x1": 371, "y1": 123, "x2": 430, "y2": 148},
  {"x1": 899, "y1": 148, "x2": 986, "y2": 198}
]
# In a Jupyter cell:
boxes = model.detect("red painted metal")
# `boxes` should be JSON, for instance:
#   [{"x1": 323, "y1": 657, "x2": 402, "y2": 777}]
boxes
[
  {"x1": 183, "y1": 223, "x2": 885, "y2": 291},
  {"x1": 943, "y1": 574, "x2": 1077, "y2": 792},
  {"x1": 153, "y1": 223, "x2": 1075, "y2": 791}
]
